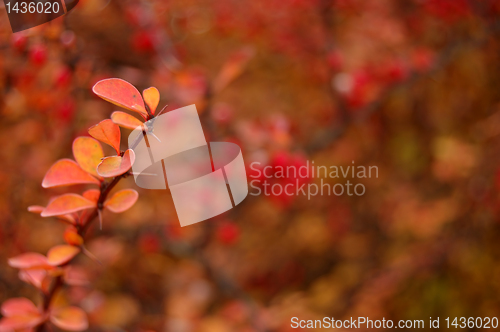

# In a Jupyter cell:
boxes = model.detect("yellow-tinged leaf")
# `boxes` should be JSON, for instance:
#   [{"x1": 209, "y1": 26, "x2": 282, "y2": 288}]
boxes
[
  {"x1": 73, "y1": 137, "x2": 104, "y2": 179},
  {"x1": 88, "y1": 119, "x2": 121, "y2": 154},
  {"x1": 8, "y1": 253, "x2": 50, "y2": 270},
  {"x1": 104, "y1": 189, "x2": 139, "y2": 213},
  {"x1": 41, "y1": 194, "x2": 95, "y2": 217},
  {"x1": 50, "y1": 306, "x2": 88, "y2": 331},
  {"x1": 97, "y1": 149, "x2": 135, "y2": 177},
  {"x1": 92, "y1": 78, "x2": 147, "y2": 117},
  {"x1": 111, "y1": 111, "x2": 143, "y2": 130},
  {"x1": 143, "y1": 87, "x2": 160, "y2": 114},
  {"x1": 42, "y1": 159, "x2": 100, "y2": 188},
  {"x1": 47, "y1": 245, "x2": 81, "y2": 266}
]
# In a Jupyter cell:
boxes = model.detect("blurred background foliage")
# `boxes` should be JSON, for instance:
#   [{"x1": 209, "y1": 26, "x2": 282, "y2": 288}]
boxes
[{"x1": 1, "y1": 0, "x2": 500, "y2": 331}]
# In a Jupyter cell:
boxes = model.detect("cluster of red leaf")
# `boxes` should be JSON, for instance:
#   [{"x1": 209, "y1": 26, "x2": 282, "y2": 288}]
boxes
[{"x1": 0, "y1": 78, "x2": 161, "y2": 332}]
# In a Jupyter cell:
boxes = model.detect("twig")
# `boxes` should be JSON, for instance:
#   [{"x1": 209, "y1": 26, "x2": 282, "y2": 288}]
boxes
[{"x1": 35, "y1": 172, "x2": 127, "y2": 331}]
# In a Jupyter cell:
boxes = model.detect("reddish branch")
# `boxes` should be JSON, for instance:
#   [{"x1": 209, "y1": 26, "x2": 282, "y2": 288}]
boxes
[{"x1": 35, "y1": 172, "x2": 127, "y2": 332}]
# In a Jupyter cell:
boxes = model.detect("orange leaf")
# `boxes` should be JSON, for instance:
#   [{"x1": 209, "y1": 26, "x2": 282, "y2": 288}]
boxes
[
  {"x1": 92, "y1": 78, "x2": 147, "y2": 117},
  {"x1": 73, "y1": 137, "x2": 104, "y2": 179},
  {"x1": 8, "y1": 253, "x2": 50, "y2": 270},
  {"x1": 143, "y1": 87, "x2": 160, "y2": 114},
  {"x1": 104, "y1": 189, "x2": 139, "y2": 213},
  {"x1": 213, "y1": 47, "x2": 255, "y2": 93},
  {"x1": 97, "y1": 149, "x2": 135, "y2": 177},
  {"x1": 41, "y1": 194, "x2": 95, "y2": 217},
  {"x1": 1, "y1": 298, "x2": 39, "y2": 317},
  {"x1": 50, "y1": 306, "x2": 88, "y2": 331},
  {"x1": 111, "y1": 111, "x2": 143, "y2": 130},
  {"x1": 42, "y1": 159, "x2": 100, "y2": 188},
  {"x1": 82, "y1": 189, "x2": 100, "y2": 203},
  {"x1": 47, "y1": 245, "x2": 81, "y2": 266},
  {"x1": 64, "y1": 228, "x2": 84, "y2": 246},
  {"x1": 88, "y1": 119, "x2": 121, "y2": 155}
]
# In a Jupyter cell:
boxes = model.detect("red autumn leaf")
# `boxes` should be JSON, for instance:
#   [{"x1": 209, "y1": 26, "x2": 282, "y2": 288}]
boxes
[
  {"x1": 8, "y1": 253, "x2": 50, "y2": 270},
  {"x1": 88, "y1": 119, "x2": 121, "y2": 154},
  {"x1": 1, "y1": 298, "x2": 40, "y2": 317},
  {"x1": 59, "y1": 214, "x2": 77, "y2": 224},
  {"x1": 97, "y1": 149, "x2": 135, "y2": 177},
  {"x1": 52, "y1": 214, "x2": 77, "y2": 225},
  {"x1": 82, "y1": 189, "x2": 100, "y2": 203},
  {"x1": 40, "y1": 273, "x2": 54, "y2": 294},
  {"x1": 19, "y1": 269, "x2": 47, "y2": 289},
  {"x1": 27, "y1": 205, "x2": 45, "y2": 213},
  {"x1": 42, "y1": 159, "x2": 100, "y2": 188},
  {"x1": 50, "y1": 306, "x2": 88, "y2": 331},
  {"x1": 0, "y1": 313, "x2": 44, "y2": 331},
  {"x1": 47, "y1": 245, "x2": 81, "y2": 266},
  {"x1": 213, "y1": 47, "x2": 255, "y2": 93},
  {"x1": 143, "y1": 87, "x2": 160, "y2": 114},
  {"x1": 41, "y1": 194, "x2": 95, "y2": 218},
  {"x1": 78, "y1": 190, "x2": 99, "y2": 225},
  {"x1": 29, "y1": 206, "x2": 77, "y2": 224},
  {"x1": 92, "y1": 78, "x2": 147, "y2": 117},
  {"x1": 73, "y1": 137, "x2": 104, "y2": 179},
  {"x1": 104, "y1": 189, "x2": 139, "y2": 213},
  {"x1": 111, "y1": 111, "x2": 144, "y2": 130},
  {"x1": 63, "y1": 228, "x2": 84, "y2": 246}
]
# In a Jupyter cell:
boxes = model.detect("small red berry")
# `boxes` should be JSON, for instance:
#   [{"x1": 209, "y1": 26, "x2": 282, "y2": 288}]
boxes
[
  {"x1": 138, "y1": 233, "x2": 160, "y2": 253},
  {"x1": 386, "y1": 60, "x2": 408, "y2": 83},
  {"x1": 11, "y1": 34, "x2": 27, "y2": 52},
  {"x1": 131, "y1": 31, "x2": 155, "y2": 53},
  {"x1": 55, "y1": 67, "x2": 72, "y2": 87},
  {"x1": 29, "y1": 45, "x2": 47, "y2": 66},
  {"x1": 216, "y1": 222, "x2": 240, "y2": 245},
  {"x1": 412, "y1": 48, "x2": 434, "y2": 72},
  {"x1": 57, "y1": 99, "x2": 75, "y2": 122}
]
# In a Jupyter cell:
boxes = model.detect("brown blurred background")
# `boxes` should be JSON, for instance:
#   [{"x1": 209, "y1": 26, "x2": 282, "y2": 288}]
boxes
[{"x1": 1, "y1": 0, "x2": 500, "y2": 331}]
